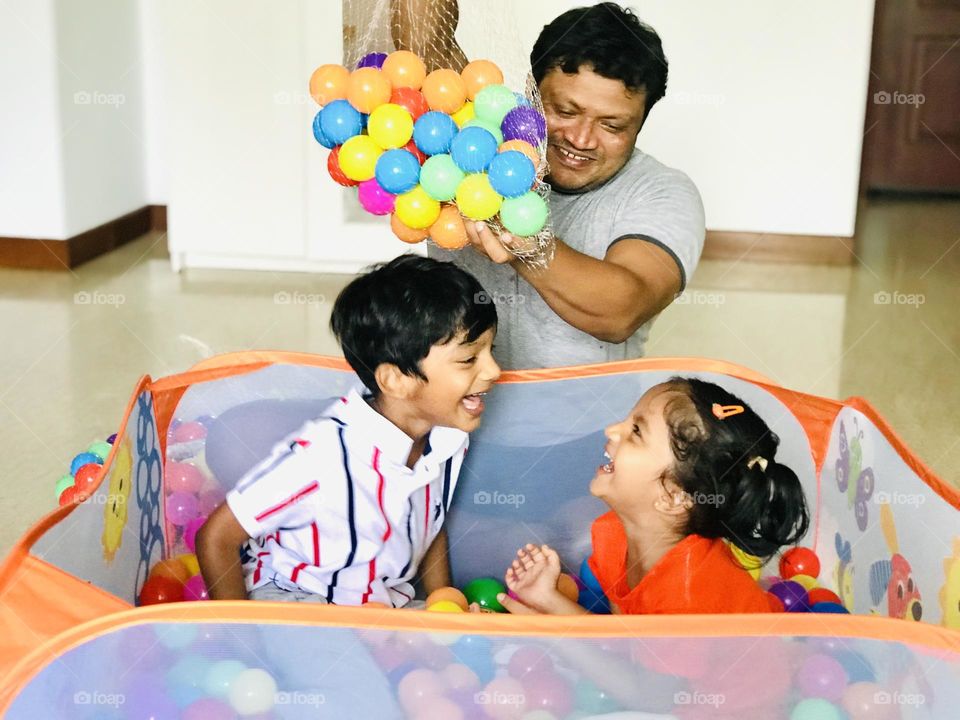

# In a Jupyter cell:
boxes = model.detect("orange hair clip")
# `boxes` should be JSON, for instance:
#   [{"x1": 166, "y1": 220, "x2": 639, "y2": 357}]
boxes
[{"x1": 712, "y1": 403, "x2": 745, "y2": 420}]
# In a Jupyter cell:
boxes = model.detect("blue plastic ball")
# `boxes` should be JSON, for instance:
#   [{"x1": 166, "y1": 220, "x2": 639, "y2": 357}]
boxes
[
  {"x1": 811, "y1": 601, "x2": 850, "y2": 614},
  {"x1": 487, "y1": 150, "x2": 536, "y2": 198},
  {"x1": 311, "y1": 111, "x2": 335, "y2": 148},
  {"x1": 449, "y1": 126, "x2": 498, "y2": 173},
  {"x1": 319, "y1": 99, "x2": 363, "y2": 145},
  {"x1": 450, "y1": 635, "x2": 495, "y2": 684},
  {"x1": 70, "y1": 452, "x2": 101, "y2": 476},
  {"x1": 578, "y1": 558, "x2": 611, "y2": 614},
  {"x1": 375, "y1": 148, "x2": 421, "y2": 194},
  {"x1": 412, "y1": 111, "x2": 459, "y2": 156}
]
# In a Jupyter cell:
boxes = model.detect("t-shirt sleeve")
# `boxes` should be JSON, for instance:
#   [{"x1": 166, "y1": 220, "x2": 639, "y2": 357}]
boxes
[
  {"x1": 225, "y1": 432, "x2": 326, "y2": 538},
  {"x1": 607, "y1": 166, "x2": 705, "y2": 292}
]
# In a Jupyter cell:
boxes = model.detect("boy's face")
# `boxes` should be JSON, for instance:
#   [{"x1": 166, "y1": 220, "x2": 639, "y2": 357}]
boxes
[{"x1": 411, "y1": 326, "x2": 500, "y2": 433}]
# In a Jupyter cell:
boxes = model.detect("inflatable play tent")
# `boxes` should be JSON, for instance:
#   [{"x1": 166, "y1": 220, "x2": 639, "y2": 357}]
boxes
[{"x1": 1, "y1": 353, "x2": 958, "y2": 719}]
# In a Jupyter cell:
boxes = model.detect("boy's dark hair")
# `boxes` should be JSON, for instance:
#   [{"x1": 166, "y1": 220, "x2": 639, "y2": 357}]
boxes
[
  {"x1": 531, "y1": 2, "x2": 668, "y2": 122},
  {"x1": 330, "y1": 255, "x2": 497, "y2": 396},
  {"x1": 661, "y1": 378, "x2": 810, "y2": 559}
]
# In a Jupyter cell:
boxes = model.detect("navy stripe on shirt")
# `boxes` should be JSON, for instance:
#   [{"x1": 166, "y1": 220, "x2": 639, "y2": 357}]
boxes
[
  {"x1": 398, "y1": 497, "x2": 415, "y2": 579},
  {"x1": 328, "y1": 424, "x2": 357, "y2": 603},
  {"x1": 442, "y1": 458, "x2": 453, "y2": 511}
]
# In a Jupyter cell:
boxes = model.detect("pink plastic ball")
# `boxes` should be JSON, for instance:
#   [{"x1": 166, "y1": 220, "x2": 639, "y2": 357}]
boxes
[
  {"x1": 507, "y1": 646, "x2": 554, "y2": 680},
  {"x1": 198, "y1": 488, "x2": 226, "y2": 515},
  {"x1": 796, "y1": 653, "x2": 848, "y2": 701},
  {"x1": 166, "y1": 462, "x2": 206, "y2": 494},
  {"x1": 412, "y1": 697, "x2": 465, "y2": 720},
  {"x1": 479, "y1": 677, "x2": 526, "y2": 719},
  {"x1": 183, "y1": 515, "x2": 208, "y2": 552},
  {"x1": 183, "y1": 574, "x2": 209, "y2": 601},
  {"x1": 166, "y1": 491, "x2": 200, "y2": 526},
  {"x1": 358, "y1": 178, "x2": 397, "y2": 215},
  {"x1": 397, "y1": 668, "x2": 445, "y2": 714},
  {"x1": 181, "y1": 698, "x2": 237, "y2": 720},
  {"x1": 441, "y1": 663, "x2": 481, "y2": 693},
  {"x1": 841, "y1": 682, "x2": 899, "y2": 720},
  {"x1": 520, "y1": 670, "x2": 573, "y2": 716},
  {"x1": 170, "y1": 421, "x2": 207, "y2": 443}
]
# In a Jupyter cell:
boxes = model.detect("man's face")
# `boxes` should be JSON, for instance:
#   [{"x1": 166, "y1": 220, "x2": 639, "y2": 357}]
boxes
[{"x1": 539, "y1": 66, "x2": 647, "y2": 192}]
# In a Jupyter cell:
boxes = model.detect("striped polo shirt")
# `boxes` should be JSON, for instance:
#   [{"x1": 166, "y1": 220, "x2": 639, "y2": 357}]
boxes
[{"x1": 225, "y1": 387, "x2": 469, "y2": 607}]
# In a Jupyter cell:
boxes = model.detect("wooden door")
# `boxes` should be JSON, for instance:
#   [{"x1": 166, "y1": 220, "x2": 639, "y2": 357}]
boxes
[{"x1": 862, "y1": 0, "x2": 960, "y2": 192}]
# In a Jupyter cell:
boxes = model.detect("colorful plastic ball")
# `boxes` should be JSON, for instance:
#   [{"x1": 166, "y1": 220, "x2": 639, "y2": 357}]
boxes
[
  {"x1": 178, "y1": 552, "x2": 201, "y2": 576},
  {"x1": 781, "y1": 547, "x2": 821, "y2": 579},
  {"x1": 171, "y1": 420, "x2": 207, "y2": 443},
  {"x1": 792, "y1": 574, "x2": 819, "y2": 590},
  {"x1": 150, "y1": 557, "x2": 192, "y2": 584},
  {"x1": 166, "y1": 654, "x2": 210, "y2": 707},
  {"x1": 790, "y1": 698, "x2": 844, "y2": 720},
  {"x1": 455, "y1": 174, "x2": 503, "y2": 222},
  {"x1": 338, "y1": 135, "x2": 384, "y2": 181},
  {"x1": 357, "y1": 51, "x2": 387, "y2": 69},
  {"x1": 204, "y1": 659, "x2": 247, "y2": 697},
  {"x1": 461, "y1": 59, "x2": 504, "y2": 100},
  {"x1": 759, "y1": 575, "x2": 782, "y2": 591},
  {"x1": 499, "y1": 139, "x2": 540, "y2": 168},
  {"x1": 768, "y1": 579, "x2": 809, "y2": 612},
  {"x1": 474, "y1": 84, "x2": 518, "y2": 126},
  {"x1": 70, "y1": 452, "x2": 101, "y2": 476},
  {"x1": 328, "y1": 146, "x2": 359, "y2": 187},
  {"x1": 198, "y1": 487, "x2": 226, "y2": 516},
  {"x1": 358, "y1": 178, "x2": 397, "y2": 215},
  {"x1": 319, "y1": 98, "x2": 363, "y2": 145},
  {"x1": 403, "y1": 138, "x2": 427, "y2": 164},
  {"x1": 311, "y1": 111, "x2": 335, "y2": 148},
  {"x1": 346, "y1": 67, "x2": 392, "y2": 113},
  {"x1": 807, "y1": 588, "x2": 843, "y2": 606},
  {"x1": 55, "y1": 474, "x2": 75, "y2": 500},
  {"x1": 106, "y1": 433, "x2": 117, "y2": 444},
  {"x1": 420, "y1": 154, "x2": 466, "y2": 201},
  {"x1": 840, "y1": 682, "x2": 897, "y2": 720},
  {"x1": 181, "y1": 698, "x2": 237, "y2": 720},
  {"x1": 183, "y1": 574, "x2": 210, "y2": 601},
  {"x1": 796, "y1": 653, "x2": 848, "y2": 701},
  {"x1": 309, "y1": 63, "x2": 349, "y2": 105},
  {"x1": 441, "y1": 663, "x2": 480, "y2": 694},
  {"x1": 574, "y1": 678, "x2": 620, "y2": 715},
  {"x1": 421, "y1": 68, "x2": 467, "y2": 113},
  {"x1": 390, "y1": 87, "x2": 430, "y2": 121},
  {"x1": 166, "y1": 491, "x2": 200, "y2": 526},
  {"x1": 391, "y1": 213, "x2": 429, "y2": 244},
  {"x1": 577, "y1": 558, "x2": 611, "y2": 613},
  {"x1": 166, "y1": 461, "x2": 205, "y2": 494},
  {"x1": 57, "y1": 486, "x2": 78, "y2": 506},
  {"x1": 368, "y1": 102, "x2": 414, "y2": 149},
  {"x1": 522, "y1": 670, "x2": 574, "y2": 717},
  {"x1": 397, "y1": 668, "x2": 445, "y2": 714},
  {"x1": 487, "y1": 150, "x2": 535, "y2": 198},
  {"x1": 73, "y1": 463, "x2": 101, "y2": 494},
  {"x1": 427, "y1": 599, "x2": 465, "y2": 613},
  {"x1": 227, "y1": 668, "x2": 277, "y2": 716},
  {"x1": 556, "y1": 573, "x2": 580, "y2": 602},
  {"x1": 382, "y1": 50, "x2": 427, "y2": 90},
  {"x1": 183, "y1": 515, "x2": 207, "y2": 553},
  {"x1": 413, "y1": 111, "x2": 459, "y2": 156},
  {"x1": 451, "y1": 100, "x2": 475, "y2": 127},
  {"x1": 500, "y1": 191, "x2": 548, "y2": 236},
  {"x1": 501, "y1": 106, "x2": 547, "y2": 145},
  {"x1": 464, "y1": 117, "x2": 504, "y2": 145},
  {"x1": 463, "y1": 576, "x2": 507, "y2": 612},
  {"x1": 87, "y1": 440, "x2": 113, "y2": 463},
  {"x1": 375, "y1": 148, "x2": 421, "y2": 194},
  {"x1": 123, "y1": 677, "x2": 180, "y2": 720},
  {"x1": 508, "y1": 645, "x2": 554, "y2": 680},
  {"x1": 426, "y1": 586, "x2": 469, "y2": 611},
  {"x1": 481, "y1": 677, "x2": 526, "y2": 719},
  {"x1": 395, "y1": 185, "x2": 441, "y2": 229},
  {"x1": 139, "y1": 574, "x2": 185, "y2": 605},
  {"x1": 451, "y1": 635, "x2": 495, "y2": 684},
  {"x1": 451, "y1": 126, "x2": 499, "y2": 173},
  {"x1": 812, "y1": 601, "x2": 850, "y2": 614},
  {"x1": 429, "y1": 205, "x2": 468, "y2": 249}
]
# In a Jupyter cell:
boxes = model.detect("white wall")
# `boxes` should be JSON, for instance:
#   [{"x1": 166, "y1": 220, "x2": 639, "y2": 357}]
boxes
[{"x1": 138, "y1": 0, "x2": 167, "y2": 205}]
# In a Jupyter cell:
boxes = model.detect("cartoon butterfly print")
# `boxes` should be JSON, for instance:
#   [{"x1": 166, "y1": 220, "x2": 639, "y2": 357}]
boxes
[{"x1": 836, "y1": 417, "x2": 875, "y2": 531}]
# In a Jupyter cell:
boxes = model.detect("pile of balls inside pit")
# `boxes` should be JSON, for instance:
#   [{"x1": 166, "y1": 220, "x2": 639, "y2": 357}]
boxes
[
  {"x1": 758, "y1": 546, "x2": 850, "y2": 615},
  {"x1": 310, "y1": 51, "x2": 549, "y2": 249},
  {"x1": 55, "y1": 435, "x2": 115, "y2": 506}
]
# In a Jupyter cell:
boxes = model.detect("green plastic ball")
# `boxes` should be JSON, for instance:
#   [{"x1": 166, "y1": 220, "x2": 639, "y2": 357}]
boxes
[
  {"x1": 790, "y1": 698, "x2": 843, "y2": 720},
  {"x1": 55, "y1": 474, "x2": 75, "y2": 499},
  {"x1": 87, "y1": 441, "x2": 113, "y2": 463},
  {"x1": 474, "y1": 84, "x2": 518, "y2": 126},
  {"x1": 419, "y1": 154, "x2": 465, "y2": 201},
  {"x1": 499, "y1": 191, "x2": 548, "y2": 237},
  {"x1": 463, "y1": 577, "x2": 506, "y2": 612},
  {"x1": 574, "y1": 678, "x2": 620, "y2": 714},
  {"x1": 463, "y1": 117, "x2": 504, "y2": 145}
]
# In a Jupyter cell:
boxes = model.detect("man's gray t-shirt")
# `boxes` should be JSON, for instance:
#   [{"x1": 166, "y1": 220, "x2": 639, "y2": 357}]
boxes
[{"x1": 429, "y1": 150, "x2": 705, "y2": 369}]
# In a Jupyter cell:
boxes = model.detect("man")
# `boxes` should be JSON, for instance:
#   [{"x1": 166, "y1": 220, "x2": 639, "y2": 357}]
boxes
[{"x1": 397, "y1": 1, "x2": 705, "y2": 369}]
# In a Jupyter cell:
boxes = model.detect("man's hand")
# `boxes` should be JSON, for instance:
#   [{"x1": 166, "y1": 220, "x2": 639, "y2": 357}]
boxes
[{"x1": 464, "y1": 221, "x2": 541, "y2": 264}]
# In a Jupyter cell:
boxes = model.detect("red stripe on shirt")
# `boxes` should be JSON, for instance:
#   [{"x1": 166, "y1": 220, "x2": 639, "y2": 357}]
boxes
[
  {"x1": 363, "y1": 448, "x2": 392, "y2": 603},
  {"x1": 254, "y1": 480, "x2": 319, "y2": 522},
  {"x1": 291, "y1": 562, "x2": 308, "y2": 583},
  {"x1": 253, "y1": 559, "x2": 263, "y2": 585},
  {"x1": 311, "y1": 522, "x2": 320, "y2": 565},
  {"x1": 423, "y1": 484, "x2": 431, "y2": 545}
]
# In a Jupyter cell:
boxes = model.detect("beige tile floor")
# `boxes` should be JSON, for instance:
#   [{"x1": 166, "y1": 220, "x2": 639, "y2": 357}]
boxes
[{"x1": 1, "y1": 197, "x2": 957, "y2": 556}]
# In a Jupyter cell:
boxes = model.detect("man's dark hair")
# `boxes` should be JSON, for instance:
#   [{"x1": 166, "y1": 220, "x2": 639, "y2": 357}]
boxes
[
  {"x1": 330, "y1": 255, "x2": 497, "y2": 396},
  {"x1": 531, "y1": 2, "x2": 668, "y2": 121}
]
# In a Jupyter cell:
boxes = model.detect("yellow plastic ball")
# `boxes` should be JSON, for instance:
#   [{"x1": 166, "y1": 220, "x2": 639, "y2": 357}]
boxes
[
  {"x1": 427, "y1": 600, "x2": 465, "y2": 613},
  {"x1": 395, "y1": 185, "x2": 441, "y2": 229},
  {"x1": 792, "y1": 574, "x2": 819, "y2": 590},
  {"x1": 178, "y1": 553, "x2": 200, "y2": 577},
  {"x1": 338, "y1": 135, "x2": 383, "y2": 181},
  {"x1": 455, "y1": 174, "x2": 503, "y2": 221},
  {"x1": 367, "y1": 103, "x2": 414, "y2": 149},
  {"x1": 451, "y1": 101, "x2": 475, "y2": 128}
]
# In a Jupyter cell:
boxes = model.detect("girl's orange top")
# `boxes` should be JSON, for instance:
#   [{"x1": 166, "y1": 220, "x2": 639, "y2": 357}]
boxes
[{"x1": 587, "y1": 511, "x2": 775, "y2": 614}]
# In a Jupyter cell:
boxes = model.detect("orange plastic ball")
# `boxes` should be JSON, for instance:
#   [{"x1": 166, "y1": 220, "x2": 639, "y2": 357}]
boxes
[
  {"x1": 150, "y1": 558, "x2": 192, "y2": 584},
  {"x1": 382, "y1": 50, "x2": 427, "y2": 90},
  {"x1": 391, "y1": 213, "x2": 429, "y2": 244},
  {"x1": 425, "y1": 586, "x2": 469, "y2": 611},
  {"x1": 461, "y1": 59, "x2": 504, "y2": 101},
  {"x1": 421, "y1": 69, "x2": 467, "y2": 114},
  {"x1": 362, "y1": 601, "x2": 391, "y2": 609},
  {"x1": 429, "y1": 205, "x2": 468, "y2": 249},
  {"x1": 347, "y1": 67, "x2": 392, "y2": 114},
  {"x1": 499, "y1": 139, "x2": 540, "y2": 168},
  {"x1": 309, "y1": 64, "x2": 349, "y2": 106},
  {"x1": 557, "y1": 573, "x2": 579, "y2": 602}
]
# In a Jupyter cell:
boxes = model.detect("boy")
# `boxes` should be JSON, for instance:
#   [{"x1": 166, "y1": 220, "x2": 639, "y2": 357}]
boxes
[{"x1": 196, "y1": 255, "x2": 500, "y2": 605}]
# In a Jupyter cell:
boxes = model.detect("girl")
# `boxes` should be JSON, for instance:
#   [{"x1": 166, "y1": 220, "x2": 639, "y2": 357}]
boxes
[{"x1": 499, "y1": 377, "x2": 810, "y2": 615}]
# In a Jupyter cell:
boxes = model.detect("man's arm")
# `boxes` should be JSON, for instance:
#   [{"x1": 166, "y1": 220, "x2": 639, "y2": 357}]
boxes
[
  {"x1": 196, "y1": 503, "x2": 251, "y2": 600},
  {"x1": 390, "y1": 0, "x2": 467, "y2": 72},
  {"x1": 418, "y1": 527, "x2": 453, "y2": 594},
  {"x1": 466, "y1": 223, "x2": 682, "y2": 343}
]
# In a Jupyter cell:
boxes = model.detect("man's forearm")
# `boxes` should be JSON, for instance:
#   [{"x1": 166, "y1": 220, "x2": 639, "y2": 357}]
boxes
[{"x1": 390, "y1": 0, "x2": 467, "y2": 72}]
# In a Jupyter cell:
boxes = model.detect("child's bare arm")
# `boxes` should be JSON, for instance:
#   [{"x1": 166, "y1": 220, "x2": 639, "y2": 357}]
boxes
[
  {"x1": 196, "y1": 503, "x2": 251, "y2": 600},
  {"x1": 418, "y1": 527, "x2": 452, "y2": 595}
]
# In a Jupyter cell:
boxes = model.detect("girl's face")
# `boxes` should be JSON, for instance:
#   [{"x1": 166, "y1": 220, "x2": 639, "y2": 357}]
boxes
[{"x1": 590, "y1": 384, "x2": 687, "y2": 516}]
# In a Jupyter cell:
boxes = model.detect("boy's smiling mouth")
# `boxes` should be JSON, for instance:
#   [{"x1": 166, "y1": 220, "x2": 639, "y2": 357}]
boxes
[{"x1": 461, "y1": 390, "x2": 489, "y2": 415}]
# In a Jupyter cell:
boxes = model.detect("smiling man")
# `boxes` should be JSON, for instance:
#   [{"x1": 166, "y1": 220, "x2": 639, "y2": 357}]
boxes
[{"x1": 399, "y1": 1, "x2": 705, "y2": 369}]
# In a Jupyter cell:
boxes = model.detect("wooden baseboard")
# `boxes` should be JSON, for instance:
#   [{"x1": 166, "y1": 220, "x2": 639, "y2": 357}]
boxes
[
  {"x1": 0, "y1": 206, "x2": 165, "y2": 270},
  {"x1": 703, "y1": 230, "x2": 854, "y2": 265}
]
